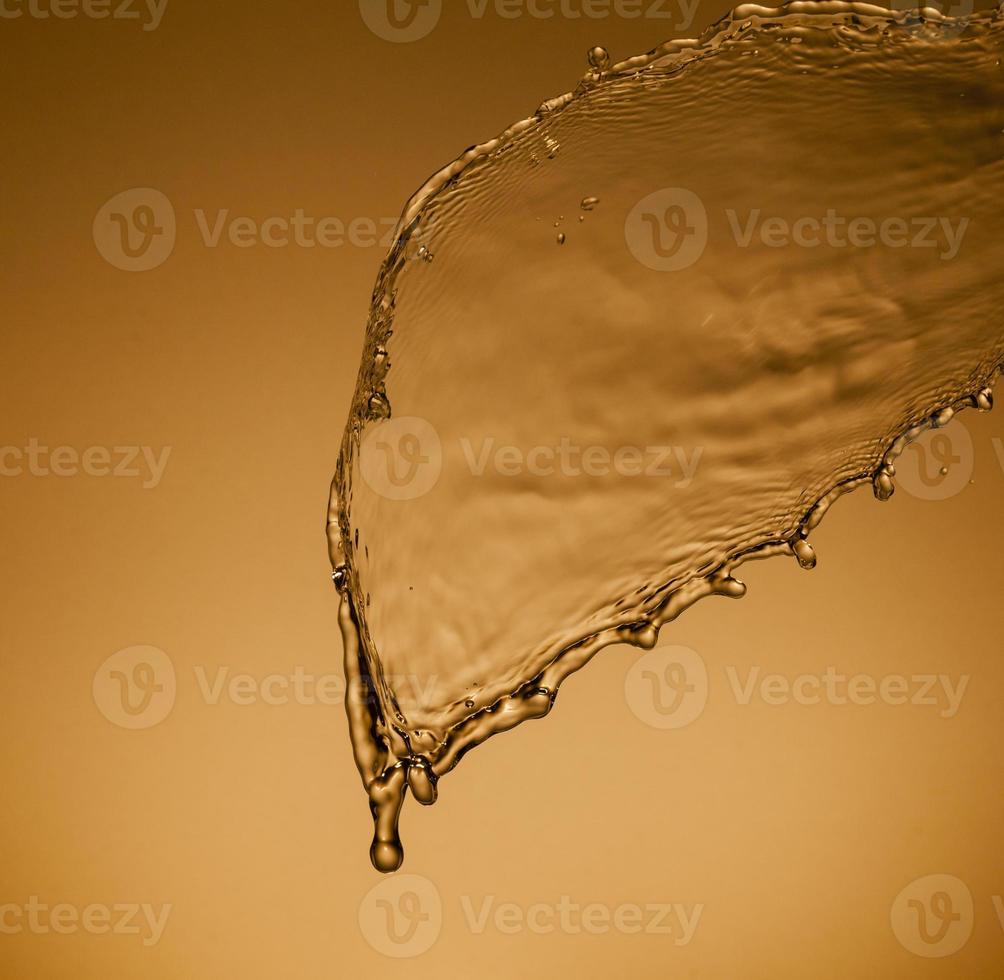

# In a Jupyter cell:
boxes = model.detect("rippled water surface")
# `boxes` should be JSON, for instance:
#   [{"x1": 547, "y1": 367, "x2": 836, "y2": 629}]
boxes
[{"x1": 327, "y1": 2, "x2": 1004, "y2": 870}]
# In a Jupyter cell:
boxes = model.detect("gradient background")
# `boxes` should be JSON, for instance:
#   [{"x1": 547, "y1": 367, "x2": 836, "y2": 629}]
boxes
[{"x1": 1, "y1": 1, "x2": 1002, "y2": 977}]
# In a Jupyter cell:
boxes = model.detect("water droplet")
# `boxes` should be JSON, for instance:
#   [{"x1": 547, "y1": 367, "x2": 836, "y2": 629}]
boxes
[
  {"x1": 792, "y1": 538, "x2": 817, "y2": 570},
  {"x1": 580, "y1": 196, "x2": 600, "y2": 211},
  {"x1": 557, "y1": 232, "x2": 566, "y2": 245},
  {"x1": 874, "y1": 466, "x2": 896, "y2": 501},
  {"x1": 587, "y1": 46, "x2": 611, "y2": 71},
  {"x1": 417, "y1": 244, "x2": 434, "y2": 263}
]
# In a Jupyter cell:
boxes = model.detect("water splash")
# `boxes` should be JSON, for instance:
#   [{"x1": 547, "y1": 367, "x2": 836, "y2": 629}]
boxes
[{"x1": 327, "y1": 2, "x2": 1004, "y2": 871}]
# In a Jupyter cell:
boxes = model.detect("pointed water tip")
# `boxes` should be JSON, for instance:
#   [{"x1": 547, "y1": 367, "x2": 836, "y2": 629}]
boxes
[{"x1": 715, "y1": 574, "x2": 747, "y2": 599}]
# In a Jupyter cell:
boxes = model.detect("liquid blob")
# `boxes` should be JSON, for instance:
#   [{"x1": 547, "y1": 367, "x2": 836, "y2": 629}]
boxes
[{"x1": 327, "y1": 2, "x2": 1004, "y2": 871}]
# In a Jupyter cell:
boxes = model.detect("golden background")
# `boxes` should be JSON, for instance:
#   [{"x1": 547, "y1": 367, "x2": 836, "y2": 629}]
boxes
[{"x1": 1, "y1": 1, "x2": 1001, "y2": 976}]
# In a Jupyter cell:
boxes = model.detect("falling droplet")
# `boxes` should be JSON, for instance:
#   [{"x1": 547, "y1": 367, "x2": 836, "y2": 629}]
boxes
[
  {"x1": 791, "y1": 538, "x2": 817, "y2": 570},
  {"x1": 557, "y1": 232, "x2": 566, "y2": 245}
]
